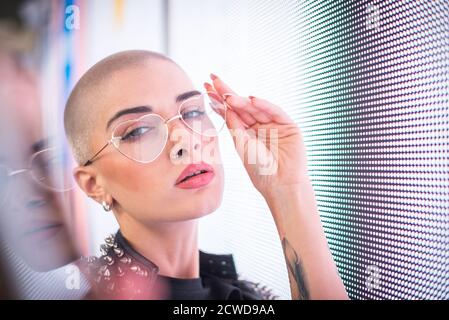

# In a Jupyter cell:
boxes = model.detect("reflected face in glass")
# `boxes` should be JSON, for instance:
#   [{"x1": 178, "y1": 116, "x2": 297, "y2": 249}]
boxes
[
  {"x1": 0, "y1": 64, "x2": 77, "y2": 271},
  {"x1": 87, "y1": 60, "x2": 225, "y2": 225}
]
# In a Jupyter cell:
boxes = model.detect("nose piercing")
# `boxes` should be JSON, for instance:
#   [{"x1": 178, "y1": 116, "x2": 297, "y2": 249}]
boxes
[{"x1": 193, "y1": 143, "x2": 200, "y2": 151}]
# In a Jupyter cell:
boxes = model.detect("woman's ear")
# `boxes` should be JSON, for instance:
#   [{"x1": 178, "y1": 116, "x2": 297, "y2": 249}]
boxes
[{"x1": 73, "y1": 166, "x2": 108, "y2": 204}]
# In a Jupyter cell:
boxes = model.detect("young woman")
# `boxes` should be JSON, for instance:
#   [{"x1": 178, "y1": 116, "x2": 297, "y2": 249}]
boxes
[
  {"x1": 0, "y1": 51, "x2": 78, "y2": 272},
  {"x1": 0, "y1": 51, "x2": 83, "y2": 300},
  {"x1": 65, "y1": 50, "x2": 348, "y2": 300}
]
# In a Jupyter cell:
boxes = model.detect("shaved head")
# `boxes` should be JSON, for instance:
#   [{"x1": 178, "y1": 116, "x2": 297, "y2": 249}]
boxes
[
  {"x1": 65, "y1": 50, "x2": 224, "y2": 228},
  {"x1": 64, "y1": 50, "x2": 177, "y2": 165}
]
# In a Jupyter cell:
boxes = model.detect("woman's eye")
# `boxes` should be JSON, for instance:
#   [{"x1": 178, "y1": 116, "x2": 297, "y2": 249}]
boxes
[
  {"x1": 182, "y1": 109, "x2": 205, "y2": 120},
  {"x1": 122, "y1": 126, "x2": 152, "y2": 141}
]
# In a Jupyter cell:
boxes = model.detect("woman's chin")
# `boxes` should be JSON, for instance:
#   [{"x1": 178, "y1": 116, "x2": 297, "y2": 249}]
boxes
[
  {"x1": 174, "y1": 180, "x2": 224, "y2": 219},
  {"x1": 187, "y1": 203, "x2": 221, "y2": 220},
  {"x1": 173, "y1": 196, "x2": 223, "y2": 221}
]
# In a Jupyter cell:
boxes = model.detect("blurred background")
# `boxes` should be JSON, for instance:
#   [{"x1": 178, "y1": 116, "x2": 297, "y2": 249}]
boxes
[{"x1": 0, "y1": 0, "x2": 448, "y2": 299}]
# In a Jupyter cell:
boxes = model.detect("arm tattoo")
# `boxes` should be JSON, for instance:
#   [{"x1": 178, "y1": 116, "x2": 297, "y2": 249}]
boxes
[{"x1": 282, "y1": 237, "x2": 309, "y2": 300}]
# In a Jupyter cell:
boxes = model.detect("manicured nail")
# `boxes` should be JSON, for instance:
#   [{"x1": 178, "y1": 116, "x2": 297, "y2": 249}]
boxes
[
  {"x1": 204, "y1": 82, "x2": 211, "y2": 88},
  {"x1": 210, "y1": 73, "x2": 218, "y2": 80}
]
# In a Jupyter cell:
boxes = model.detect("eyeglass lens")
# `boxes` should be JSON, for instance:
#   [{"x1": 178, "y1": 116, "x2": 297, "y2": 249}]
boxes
[{"x1": 111, "y1": 92, "x2": 226, "y2": 163}]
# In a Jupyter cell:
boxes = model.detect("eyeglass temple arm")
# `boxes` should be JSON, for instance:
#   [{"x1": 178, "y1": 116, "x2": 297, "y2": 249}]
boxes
[{"x1": 83, "y1": 141, "x2": 111, "y2": 166}]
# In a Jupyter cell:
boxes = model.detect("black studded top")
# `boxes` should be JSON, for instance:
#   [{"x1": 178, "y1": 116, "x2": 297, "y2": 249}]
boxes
[{"x1": 79, "y1": 230, "x2": 278, "y2": 300}]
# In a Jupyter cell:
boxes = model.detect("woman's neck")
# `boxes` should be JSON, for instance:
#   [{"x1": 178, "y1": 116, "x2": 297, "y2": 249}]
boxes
[{"x1": 119, "y1": 217, "x2": 200, "y2": 279}]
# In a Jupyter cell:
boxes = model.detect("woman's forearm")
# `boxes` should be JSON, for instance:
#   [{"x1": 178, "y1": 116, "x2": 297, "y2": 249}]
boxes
[{"x1": 264, "y1": 181, "x2": 349, "y2": 300}]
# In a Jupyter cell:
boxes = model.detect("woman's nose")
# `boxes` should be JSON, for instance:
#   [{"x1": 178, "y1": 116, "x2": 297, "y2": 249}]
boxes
[{"x1": 169, "y1": 127, "x2": 202, "y2": 164}]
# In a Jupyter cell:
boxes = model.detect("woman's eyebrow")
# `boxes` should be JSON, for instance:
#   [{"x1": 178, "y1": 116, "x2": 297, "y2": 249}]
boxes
[
  {"x1": 106, "y1": 106, "x2": 153, "y2": 130},
  {"x1": 106, "y1": 90, "x2": 201, "y2": 130},
  {"x1": 176, "y1": 90, "x2": 201, "y2": 103}
]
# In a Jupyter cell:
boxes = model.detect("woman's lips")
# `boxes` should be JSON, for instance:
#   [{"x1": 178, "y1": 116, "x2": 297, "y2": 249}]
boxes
[{"x1": 175, "y1": 162, "x2": 215, "y2": 189}]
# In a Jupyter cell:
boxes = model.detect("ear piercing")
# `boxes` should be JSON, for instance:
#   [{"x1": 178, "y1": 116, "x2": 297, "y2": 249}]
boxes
[{"x1": 102, "y1": 200, "x2": 113, "y2": 212}]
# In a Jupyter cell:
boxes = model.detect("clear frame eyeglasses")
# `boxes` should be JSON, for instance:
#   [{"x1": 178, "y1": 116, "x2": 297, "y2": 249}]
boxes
[
  {"x1": 0, "y1": 147, "x2": 75, "y2": 205},
  {"x1": 83, "y1": 91, "x2": 228, "y2": 166}
]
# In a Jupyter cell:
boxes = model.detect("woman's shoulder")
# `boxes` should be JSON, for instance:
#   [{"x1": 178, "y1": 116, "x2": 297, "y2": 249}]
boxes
[
  {"x1": 77, "y1": 234, "x2": 159, "y2": 299},
  {"x1": 78, "y1": 234, "x2": 279, "y2": 300}
]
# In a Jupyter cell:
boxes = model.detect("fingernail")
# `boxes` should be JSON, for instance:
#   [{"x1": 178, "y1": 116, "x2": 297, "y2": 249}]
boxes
[
  {"x1": 248, "y1": 95, "x2": 255, "y2": 100},
  {"x1": 203, "y1": 82, "x2": 211, "y2": 88},
  {"x1": 210, "y1": 73, "x2": 218, "y2": 80}
]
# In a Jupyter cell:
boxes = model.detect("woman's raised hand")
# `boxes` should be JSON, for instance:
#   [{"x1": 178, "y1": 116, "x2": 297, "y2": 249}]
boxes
[{"x1": 204, "y1": 73, "x2": 311, "y2": 200}]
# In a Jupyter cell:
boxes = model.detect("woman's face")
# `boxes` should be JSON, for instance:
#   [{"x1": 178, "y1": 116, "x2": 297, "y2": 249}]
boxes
[
  {"x1": 0, "y1": 56, "x2": 78, "y2": 271},
  {"x1": 88, "y1": 60, "x2": 224, "y2": 225}
]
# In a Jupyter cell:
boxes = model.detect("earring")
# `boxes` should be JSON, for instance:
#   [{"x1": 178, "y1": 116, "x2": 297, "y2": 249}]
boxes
[{"x1": 102, "y1": 200, "x2": 113, "y2": 212}]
